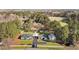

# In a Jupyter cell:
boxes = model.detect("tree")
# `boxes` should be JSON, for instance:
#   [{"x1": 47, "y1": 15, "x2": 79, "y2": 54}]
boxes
[
  {"x1": 30, "y1": 12, "x2": 50, "y2": 25},
  {"x1": 61, "y1": 26, "x2": 69, "y2": 42},
  {"x1": 0, "y1": 22, "x2": 7, "y2": 39},
  {"x1": 0, "y1": 20, "x2": 21, "y2": 49},
  {"x1": 6, "y1": 21, "x2": 20, "y2": 38},
  {"x1": 30, "y1": 12, "x2": 50, "y2": 32},
  {"x1": 22, "y1": 19, "x2": 33, "y2": 32},
  {"x1": 66, "y1": 12, "x2": 79, "y2": 45},
  {"x1": 49, "y1": 21, "x2": 69, "y2": 43},
  {"x1": 12, "y1": 19, "x2": 21, "y2": 29},
  {"x1": 49, "y1": 21, "x2": 62, "y2": 40}
]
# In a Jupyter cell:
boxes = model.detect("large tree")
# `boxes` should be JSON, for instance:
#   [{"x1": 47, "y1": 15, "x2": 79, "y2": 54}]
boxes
[
  {"x1": 0, "y1": 20, "x2": 21, "y2": 49},
  {"x1": 65, "y1": 12, "x2": 79, "y2": 45},
  {"x1": 30, "y1": 12, "x2": 50, "y2": 25},
  {"x1": 49, "y1": 21, "x2": 69, "y2": 42}
]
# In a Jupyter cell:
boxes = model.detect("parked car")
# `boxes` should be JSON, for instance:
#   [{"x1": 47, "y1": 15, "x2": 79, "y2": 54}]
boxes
[
  {"x1": 48, "y1": 34, "x2": 56, "y2": 41},
  {"x1": 41, "y1": 34, "x2": 56, "y2": 41},
  {"x1": 40, "y1": 34, "x2": 48, "y2": 40}
]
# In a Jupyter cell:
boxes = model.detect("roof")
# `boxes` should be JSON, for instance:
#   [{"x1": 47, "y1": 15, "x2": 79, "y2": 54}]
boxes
[
  {"x1": 48, "y1": 17, "x2": 65, "y2": 21},
  {"x1": 59, "y1": 22, "x2": 68, "y2": 27}
]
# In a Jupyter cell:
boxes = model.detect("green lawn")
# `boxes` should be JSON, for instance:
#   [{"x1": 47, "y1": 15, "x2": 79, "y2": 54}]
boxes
[
  {"x1": 20, "y1": 39, "x2": 61, "y2": 46},
  {"x1": 11, "y1": 44, "x2": 64, "y2": 50},
  {"x1": 11, "y1": 39, "x2": 64, "y2": 50},
  {"x1": 20, "y1": 39, "x2": 33, "y2": 45}
]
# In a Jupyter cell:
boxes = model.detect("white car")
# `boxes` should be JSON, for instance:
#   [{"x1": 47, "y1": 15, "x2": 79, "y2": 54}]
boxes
[{"x1": 41, "y1": 34, "x2": 56, "y2": 41}]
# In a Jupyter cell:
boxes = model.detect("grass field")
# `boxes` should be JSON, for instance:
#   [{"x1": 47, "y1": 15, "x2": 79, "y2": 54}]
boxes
[
  {"x1": 10, "y1": 45, "x2": 64, "y2": 50},
  {"x1": 10, "y1": 39, "x2": 64, "y2": 50}
]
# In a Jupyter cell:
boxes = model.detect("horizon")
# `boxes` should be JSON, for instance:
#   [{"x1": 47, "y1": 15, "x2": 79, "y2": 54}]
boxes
[{"x1": 0, "y1": 9, "x2": 79, "y2": 12}]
